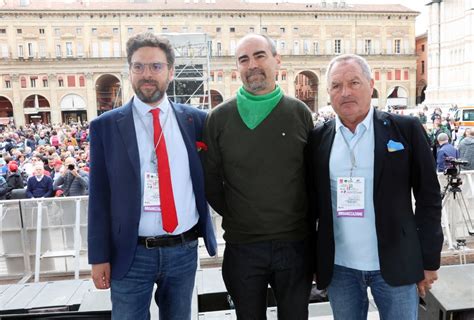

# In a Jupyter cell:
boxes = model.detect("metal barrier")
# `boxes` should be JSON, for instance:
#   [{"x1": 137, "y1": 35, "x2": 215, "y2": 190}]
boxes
[
  {"x1": 1, "y1": 172, "x2": 473, "y2": 282},
  {"x1": 0, "y1": 196, "x2": 88, "y2": 282}
]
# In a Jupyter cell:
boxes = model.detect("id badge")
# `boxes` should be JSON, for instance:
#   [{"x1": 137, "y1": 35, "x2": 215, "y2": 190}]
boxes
[
  {"x1": 143, "y1": 172, "x2": 160, "y2": 212},
  {"x1": 336, "y1": 177, "x2": 365, "y2": 218}
]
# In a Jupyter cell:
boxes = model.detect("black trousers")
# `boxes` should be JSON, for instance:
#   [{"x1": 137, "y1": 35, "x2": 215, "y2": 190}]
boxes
[{"x1": 222, "y1": 239, "x2": 313, "y2": 320}]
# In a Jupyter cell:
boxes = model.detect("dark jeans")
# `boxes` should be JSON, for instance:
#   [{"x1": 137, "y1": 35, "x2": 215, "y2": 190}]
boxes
[{"x1": 222, "y1": 239, "x2": 312, "y2": 320}]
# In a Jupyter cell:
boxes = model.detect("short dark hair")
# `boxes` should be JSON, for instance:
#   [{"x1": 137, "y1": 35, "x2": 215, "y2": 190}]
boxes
[{"x1": 126, "y1": 32, "x2": 175, "y2": 67}]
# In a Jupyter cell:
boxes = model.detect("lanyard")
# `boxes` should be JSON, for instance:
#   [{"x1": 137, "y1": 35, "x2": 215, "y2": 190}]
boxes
[
  {"x1": 137, "y1": 107, "x2": 171, "y2": 160},
  {"x1": 339, "y1": 125, "x2": 366, "y2": 178}
]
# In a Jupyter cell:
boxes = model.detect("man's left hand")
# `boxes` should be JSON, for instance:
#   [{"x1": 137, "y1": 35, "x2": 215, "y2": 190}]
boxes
[{"x1": 417, "y1": 270, "x2": 438, "y2": 298}]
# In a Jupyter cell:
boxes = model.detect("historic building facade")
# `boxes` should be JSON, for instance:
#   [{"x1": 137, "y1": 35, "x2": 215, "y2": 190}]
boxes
[
  {"x1": 415, "y1": 32, "x2": 427, "y2": 105},
  {"x1": 425, "y1": 0, "x2": 474, "y2": 107},
  {"x1": 0, "y1": 0, "x2": 419, "y2": 126}
]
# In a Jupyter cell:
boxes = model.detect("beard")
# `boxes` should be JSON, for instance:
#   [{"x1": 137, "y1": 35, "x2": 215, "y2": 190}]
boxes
[
  {"x1": 244, "y1": 69, "x2": 268, "y2": 93},
  {"x1": 133, "y1": 79, "x2": 168, "y2": 104}
]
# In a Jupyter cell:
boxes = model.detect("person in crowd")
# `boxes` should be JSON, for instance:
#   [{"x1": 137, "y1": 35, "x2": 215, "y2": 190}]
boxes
[
  {"x1": 436, "y1": 132, "x2": 459, "y2": 172},
  {"x1": 87, "y1": 32, "x2": 216, "y2": 320},
  {"x1": 203, "y1": 33, "x2": 313, "y2": 319},
  {"x1": 53, "y1": 156, "x2": 89, "y2": 196},
  {"x1": 429, "y1": 114, "x2": 452, "y2": 159},
  {"x1": 6, "y1": 161, "x2": 24, "y2": 190},
  {"x1": 25, "y1": 163, "x2": 53, "y2": 198},
  {"x1": 458, "y1": 128, "x2": 474, "y2": 170},
  {"x1": 307, "y1": 54, "x2": 443, "y2": 320}
]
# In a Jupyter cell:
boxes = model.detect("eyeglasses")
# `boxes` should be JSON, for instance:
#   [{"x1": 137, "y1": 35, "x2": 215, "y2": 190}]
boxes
[{"x1": 130, "y1": 62, "x2": 169, "y2": 74}]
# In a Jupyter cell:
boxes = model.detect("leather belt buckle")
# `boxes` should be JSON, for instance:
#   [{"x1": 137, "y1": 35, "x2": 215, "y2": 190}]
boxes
[{"x1": 144, "y1": 237, "x2": 155, "y2": 249}]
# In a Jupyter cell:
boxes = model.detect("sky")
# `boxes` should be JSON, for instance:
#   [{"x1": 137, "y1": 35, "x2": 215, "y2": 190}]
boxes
[{"x1": 253, "y1": 0, "x2": 429, "y2": 35}]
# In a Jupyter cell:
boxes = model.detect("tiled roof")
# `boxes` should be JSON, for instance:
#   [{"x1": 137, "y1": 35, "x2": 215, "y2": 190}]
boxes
[{"x1": 0, "y1": 0, "x2": 419, "y2": 14}]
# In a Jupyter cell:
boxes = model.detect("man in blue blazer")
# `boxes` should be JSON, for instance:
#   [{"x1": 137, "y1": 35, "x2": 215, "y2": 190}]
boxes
[
  {"x1": 88, "y1": 32, "x2": 216, "y2": 320},
  {"x1": 307, "y1": 54, "x2": 443, "y2": 320}
]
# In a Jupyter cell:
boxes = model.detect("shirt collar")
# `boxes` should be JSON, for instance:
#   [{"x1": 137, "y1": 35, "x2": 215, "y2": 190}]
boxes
[
  {"x1": 335, "y1": 106, "x2": 374, "y2": 134},
  {"x1": 133, "y1": 93, "x2": 170, "y2": 117}
]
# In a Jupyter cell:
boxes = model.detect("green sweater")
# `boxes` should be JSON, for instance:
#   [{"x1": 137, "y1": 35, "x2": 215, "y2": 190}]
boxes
[{"x1": 203, "y1": 95, "x2": 314, "y2": 243}]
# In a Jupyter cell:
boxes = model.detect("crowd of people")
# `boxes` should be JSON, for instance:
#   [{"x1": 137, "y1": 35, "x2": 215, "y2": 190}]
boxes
[{"x1": 0, "y1": 122, "x2": 90, "y2": 199}]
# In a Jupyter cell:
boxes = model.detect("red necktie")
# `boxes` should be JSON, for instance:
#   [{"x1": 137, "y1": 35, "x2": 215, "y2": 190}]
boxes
[{"x1": 150, "y1": 109, "x2": 178, "y2": 233}]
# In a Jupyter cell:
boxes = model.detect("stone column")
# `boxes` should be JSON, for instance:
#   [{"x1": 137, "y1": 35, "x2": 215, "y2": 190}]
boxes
[
  {"x1": 85, "y1": 72, "x2": 97, "y2": 120},
  {"x1": 48, "y1": 73, "x2": 61, "y2": 124},
  {"x1": 11, "y1": 74, "x2": 24, "y2": 126}
]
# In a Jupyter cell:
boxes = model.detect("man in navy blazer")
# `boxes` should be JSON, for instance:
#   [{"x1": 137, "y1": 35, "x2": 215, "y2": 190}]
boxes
[
  {"x1": 307, "y1": 54, "x2": 443, "y2": 320},
  {"x1": 88, "y1": 32, "x2": 216, "y2": 320}
]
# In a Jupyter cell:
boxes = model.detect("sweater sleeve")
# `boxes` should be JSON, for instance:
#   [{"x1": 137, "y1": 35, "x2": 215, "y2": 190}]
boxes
[{"x1": 202, "y1": 110, "x2": 229, "y2": 216}]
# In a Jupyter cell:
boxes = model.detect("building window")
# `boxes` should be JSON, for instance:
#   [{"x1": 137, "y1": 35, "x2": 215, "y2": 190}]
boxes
[
  {"x1": 421, "y1": 61, "x2": 425, "y2": 74},
  {"x1": 394, "y1": 39, "x2": 401, "y2": 54},
  {"x1": 404, "y1": 70, "x2": 409, "y2": 80},
  {"x1": 182, "y1": 26, "x2": 188, "y2": 32},
  {"x1": 39, "y1": 28, "x2": 45, "y2": 34},
  {"x1": 281, "y1": 71, "x2": 287, "y2": 81},
  {"x1": 313, "y1": 42, "x2": 319, "y2": 54},
  {"x1": 280, "y1": 41, "x2": 285, "y2": 51},
  {"x1": 162, "y1": 27, "x2": 168, "y2": 32},
  {"x1": 58, "y1": 77, "x2": 64, "y2": 87},
  {"x1": 216, "y1": 27, "x2": 221, "y2": 33},
  {"x1": 128, "y1": 27, "x2": 133, "y2": 35},
  {"x1": 421, "y1": 44, "x2": 425, "y2": 52},
  {"x1": 18, "y1": 45, "x2": 24, "y2": 58},
  {"x1": 334, "y1": 39, "x2": 341, "y2": 54},
  {"x1": 230, "y1": 27, "x2": 235, "y2": 32},
  {"x1": 76, "y1": 27, "x2": 82, "y2": 35},
  {"x1": 66, "y1": 42, "x2": 73, "y2": 57},
  {"x1": 262, "y1": 27, "x2": 267, "y2": 33},
  {"x1": 196, "y1": 26, "x2": 202, "y2": 32},
  {"x1": 5, "y1": 80, "x2": 11, "y2": 88},
  {"x1": 147, "y1": 27, "x2": 154, "y2": 32},
  {"x1": 20, "y1": 77, "x2": 26, "y2": 88},
  {"x1": 92, "y1": 27, "x2": 97, "y2": 35},
  {"x1": 42, "y1": 77, "x2": 48, "y2": 87},
  {"x1": 249, "y1": 27, "x2": 254, "y2": 33},
  {"x1": 387, "y1": 71, "x2": 392, "y2": 81},
  {"x1": 395, "y1": 69, "x2": 401, "y2": 80},
  {"x1": 0, "y1": 29, "x2": 6, "y2": 34},
  {"x1": 27, "y1": 43, "x2": 34, "y2": 57},
  {"x1": 113, "y1": 27, "x2": 119, "y2": 34},
  {"x1": 217, "y1": 71, "x2": 223, "y2": 82},
  {"x1": 375, "y1": 71, "x2": 380, "y2": 81},
  {"x1": 30, "y1": 77, "x2": 36, "y2": 87},
  {"x1": 67, "y1": 75, "x2": 75, "y2": 87},
  {"x1": 293, "y1": 27, "x2": 299, "y2": 33},
  {"x1": 77, "y1": 43, "x2": 84, "y2": 57},
  {"x1": 216, "y1": 42, "x2": 221, "y2": 56},
  {"x1": 231, "y1": 72, "x2": 237, "y2": 82},
  {"x1": 79, "y1": 75, "x2": 85, "y2": 87},
  {"x1": 364, "y1": 39, "x2": 372, "y2": 54},
  {"x1": 17, "y1": 29, "x2": 22, "y2": 34},
  {"x1": 55, "y1": 44, "x2": 61, "y2": 57},
  {"x1": 209, "y1": 71, "x2": 214, "y2": 82},
  {"x1": 54, "y1": 28, "x2": 60, "y2": 36},
  {"x1": 280, "y1": 27, "x2": 285, "y2": 33}
]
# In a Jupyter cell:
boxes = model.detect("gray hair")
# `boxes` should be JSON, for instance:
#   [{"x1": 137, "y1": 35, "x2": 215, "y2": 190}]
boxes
[
  {"x1": 126, "y1": 32, "x2": 175, "y2": 67},
  {"x1": 437, "y1": 132, "x2": 449, "y2": 143},
  {"x1": 326, "y1": 54, "x2": 372, "y2": 84},
  {"x1": 236, "y1": 33, "x2": 277, "y2": 56}
]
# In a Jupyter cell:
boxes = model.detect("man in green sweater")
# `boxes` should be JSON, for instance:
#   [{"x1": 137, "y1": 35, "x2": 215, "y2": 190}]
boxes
[{"x1": 203, "y1": 34, "x2": 314, "y2": 319}]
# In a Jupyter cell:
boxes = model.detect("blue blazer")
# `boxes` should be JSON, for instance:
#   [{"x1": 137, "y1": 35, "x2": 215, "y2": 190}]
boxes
[{"x1": 87, "y1": 99, "x2": 217, "y2": 280}]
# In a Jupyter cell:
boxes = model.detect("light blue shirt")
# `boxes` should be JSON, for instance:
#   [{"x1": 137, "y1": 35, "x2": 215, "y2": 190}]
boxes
[
  {"x1": 132, "y1": 94, "x2": 199, "y2": 236},
  {"x1": 329, "y1": 107, "x2": 380, "y2": 271}
]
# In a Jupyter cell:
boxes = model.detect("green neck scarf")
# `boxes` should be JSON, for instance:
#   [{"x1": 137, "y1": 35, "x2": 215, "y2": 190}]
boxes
[{"x1": 236, "y1": 85, "x2": 283, "y2": 130}]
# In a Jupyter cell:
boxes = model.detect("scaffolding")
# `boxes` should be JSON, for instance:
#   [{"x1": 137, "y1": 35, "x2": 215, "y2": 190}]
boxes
[{"x1": 163, "y1": 33, "x2": 212, "y2": 110}]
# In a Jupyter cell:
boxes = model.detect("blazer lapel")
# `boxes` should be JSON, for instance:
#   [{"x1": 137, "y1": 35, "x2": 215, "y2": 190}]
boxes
[
  {"x1": 373, "y1": 110, "x2": 390, "y2": 193},
  {"x1": 116, "y1": 100, "x2": 140, "y2": 180}
]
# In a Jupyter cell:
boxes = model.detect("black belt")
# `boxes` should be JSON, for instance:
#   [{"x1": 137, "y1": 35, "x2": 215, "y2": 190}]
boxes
[{"x1": 138, "y1": 227, "x2": 198, "y2": 249}]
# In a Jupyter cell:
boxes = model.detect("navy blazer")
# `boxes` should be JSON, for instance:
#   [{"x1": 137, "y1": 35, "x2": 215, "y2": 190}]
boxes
[
  {"x1": 87, "y1": 99, "x2": 217, "y2": 280},
  {"x1": 307, "y1": 110, "x2": 443, "y2": 289}
]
